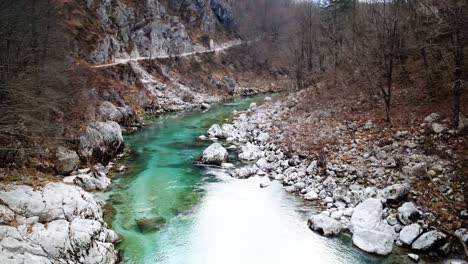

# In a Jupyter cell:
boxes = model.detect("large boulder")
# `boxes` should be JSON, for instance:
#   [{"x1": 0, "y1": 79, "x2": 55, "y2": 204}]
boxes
[
  {"x1": 350, "y1": 198, "x2": 396, "y2": 255},
  {"x1": 352, "y1": 228, "x2": 394, "y2": 255},
  {"x1": 201, "y1": 143, "x2": 228, "y2": 165},
  {"x1": 54, "y1": 147, "x2": 80, "y2": 175},
  {"x1": 308, "y1": 214, "x2": 342, "y2": 236},
  {"x1": 399, "y1": 223, "x2": 422, "y2": 246},
  {"x1": 350, "y1": 198, "x2": 383, "y2": 232},
  {"x1": 79, "y1": 121, "x2": 124, "y2": 164},
  {"x1": 412, "y1": 230, "x2": 446, "y2": 251}
]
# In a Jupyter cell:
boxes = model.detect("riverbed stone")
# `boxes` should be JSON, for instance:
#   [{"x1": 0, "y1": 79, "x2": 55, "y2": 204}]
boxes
[
  {"x1": 352, "y1": 228, "x2": 394, "y2": 255},
  {"x1": 455, "y1": 228, "x2": 468, "y2": 244},
  {"x1": 238, "y1": 143, "x2": 263, "y2": 160},
  {"x1": 411, "y1": 230, "x2": 446, "y2": 251},
  {"x1": 408, "y1": 253, "x2": 420, "y2": 262},
  {"x1": 201, "y1": 143, "x2": 228, "y2": 165},
  {"x1": 304, "y1": 191, "x2": 319, "y2": 201},
  {"x1": 379, "y1": 184, "x2": 409, "y2": 202},
  {"x1": 136, "y1": 217, "x2": 167, "y2": 233},
  {"x1": 207, "y1": 124, "x2": 223, "y2": 138},
  {"x1": 350, "y1": 198, "x2": 382, "y2": 232},
  {"x1": 398, "y1": 202, "x2": 421, "y2": 225},
  {"x1": 308, "y1": 214, "x2": 342, "y2": 236},
  {"x1": 399, "y1": 223, "x2": 422, "y2": 245}
]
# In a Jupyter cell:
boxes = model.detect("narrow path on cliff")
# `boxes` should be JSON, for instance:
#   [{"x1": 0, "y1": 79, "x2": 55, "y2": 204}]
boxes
[{"x1": 91, "y1": 39, "x2": 243, "y2": 69}]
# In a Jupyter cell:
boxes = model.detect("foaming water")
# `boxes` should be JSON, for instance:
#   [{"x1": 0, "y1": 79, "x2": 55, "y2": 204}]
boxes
[{"x1": 105, "y1": 95, "x2": 415, "y2": 264}]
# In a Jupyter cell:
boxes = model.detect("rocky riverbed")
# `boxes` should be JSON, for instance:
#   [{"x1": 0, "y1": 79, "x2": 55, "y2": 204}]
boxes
[{"x1": 200, "y1": 94, "x2": 468, "y2": 262}]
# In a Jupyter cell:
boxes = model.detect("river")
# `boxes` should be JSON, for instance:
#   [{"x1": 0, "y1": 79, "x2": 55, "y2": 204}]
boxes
[{"x1": 104, "y1": 94, "x2": 418, "y2": 264}]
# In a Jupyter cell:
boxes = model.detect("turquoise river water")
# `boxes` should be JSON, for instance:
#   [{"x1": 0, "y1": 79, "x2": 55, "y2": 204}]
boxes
[{"x1": 104, "y1": 94, "x2": 424, "y2": 264}]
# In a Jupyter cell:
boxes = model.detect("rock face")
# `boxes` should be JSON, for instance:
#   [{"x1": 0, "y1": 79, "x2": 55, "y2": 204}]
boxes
[
  {"x1": 79, "y1": 121, "x2": 124, "y2": 164},
  {"x1": 54, "y1": 147, "x2": 80, "y2": 175},
  {"x1": 308, "y1": 214, "x2": 342, "y2": 236},
  {"x1": 0, "y1": 183, "x2": 118, "y2": 264},
  {"x1": 201, "y1": 143, "x2": 228, "y2": 165},
  {"x1": 86, "y1": 0, "x2": 233, "y2": 63}
]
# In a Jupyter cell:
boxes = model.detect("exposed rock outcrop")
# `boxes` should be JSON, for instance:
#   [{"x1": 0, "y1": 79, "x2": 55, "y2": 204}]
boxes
[
  {"x1": 79, "y1": 121, "x2": 124, "y2": 164},
  {"x1": 0, "y1": 183, "x2": 118, "y2": 264}
]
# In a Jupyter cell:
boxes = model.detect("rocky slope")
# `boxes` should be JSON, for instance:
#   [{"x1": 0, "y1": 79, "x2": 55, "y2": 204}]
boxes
[{"x1": 199, "y1": 93, "x2": 468, "y2": 262}]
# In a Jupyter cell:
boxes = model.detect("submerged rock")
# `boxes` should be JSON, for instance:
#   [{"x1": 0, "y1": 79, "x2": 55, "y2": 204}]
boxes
[
  {"x1": 201, "y1": 143, "x2": 228, "y2": 165},
  {"x1": 308, "y1": 214, "x2": 342, "y2": 236},
  {"x1": 136, "y1": 217, "x2": 167, "y2": 233}
]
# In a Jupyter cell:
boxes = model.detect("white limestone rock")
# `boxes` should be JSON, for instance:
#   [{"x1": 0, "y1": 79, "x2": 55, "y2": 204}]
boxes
[
  {"x1": 399, "y1": 223, "x2": 422, "y2": 246},
  {"x1": 201, "y1": 143, "x2": 228, "y2": 165},
  {"x1": 308, "y1": 214, "x2": 342, "y2": 236},
  {"x1": 352, "y1": 228, "x2": 394, "y2": 255},
  {"x1": 412, "y1": 230, "x2": 446, "y2": 251}
]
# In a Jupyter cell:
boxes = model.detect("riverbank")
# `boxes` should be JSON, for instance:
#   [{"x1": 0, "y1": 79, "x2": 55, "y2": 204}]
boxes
[
  {"x1": 0, "y1": 92, "x2": 280, "y2": 264},
  {"x1": 199, "y1": 91, "x2": 468, "y2": 262}
]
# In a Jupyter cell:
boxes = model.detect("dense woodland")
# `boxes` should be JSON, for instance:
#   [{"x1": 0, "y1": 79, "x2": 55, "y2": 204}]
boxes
[{"x1": 234, "y1": 0, "x2": 467, "y2": 126}]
